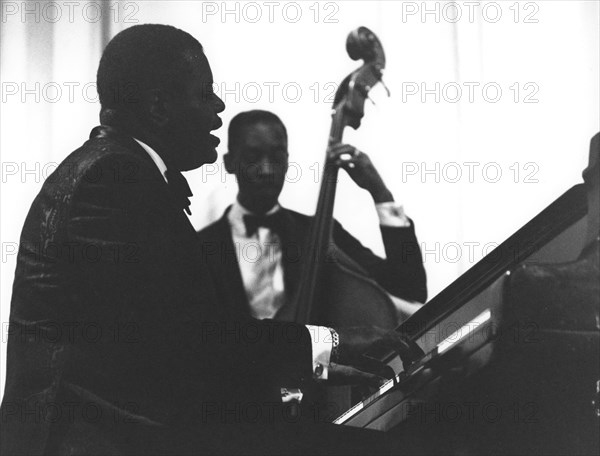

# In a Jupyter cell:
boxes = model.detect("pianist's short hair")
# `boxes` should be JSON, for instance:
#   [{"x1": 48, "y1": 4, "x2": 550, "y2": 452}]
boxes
[
  {"x1": 228, "y1": 110, "x2": 288, "y2": 152},
  {"x1": 97, "y1": 24, "x2": 203, "y2": 112}
]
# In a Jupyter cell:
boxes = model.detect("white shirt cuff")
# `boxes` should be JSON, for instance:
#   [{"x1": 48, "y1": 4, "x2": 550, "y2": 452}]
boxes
[
  {"x1": 375, "y1": 201, "x2": 411, "y2": 227},
  {"x1": 305, "y1": 325, "x2": 333, "y2": 381}
]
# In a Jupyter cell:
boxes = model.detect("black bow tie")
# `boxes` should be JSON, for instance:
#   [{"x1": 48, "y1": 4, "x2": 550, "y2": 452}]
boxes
[
  {"x1": 165, "y1": 169, "x2": 193, "y2": 215},
  {"x1": 243, "y1": 211, "x2": 286, "y2": 237}
]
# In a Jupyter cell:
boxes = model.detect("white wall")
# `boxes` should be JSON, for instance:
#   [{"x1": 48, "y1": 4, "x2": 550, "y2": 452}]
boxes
[{"x1": 1, "y1": 0, "x2": 599, "y2": 397}]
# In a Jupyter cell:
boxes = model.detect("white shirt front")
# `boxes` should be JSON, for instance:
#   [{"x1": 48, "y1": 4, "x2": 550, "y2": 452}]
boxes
[{"x1": 227, "y1": 202, "x2": 286, "y2": 320}]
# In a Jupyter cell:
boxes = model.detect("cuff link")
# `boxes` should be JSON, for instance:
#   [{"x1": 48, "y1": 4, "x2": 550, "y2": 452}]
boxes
[{"x1": 313, "y1": 362, "x2": 324, "y2": 379}]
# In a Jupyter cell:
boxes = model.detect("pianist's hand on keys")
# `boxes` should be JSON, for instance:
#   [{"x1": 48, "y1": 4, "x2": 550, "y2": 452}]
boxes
[{"x1": 327, "y1": 326, "x2": 423, "y2": 387}]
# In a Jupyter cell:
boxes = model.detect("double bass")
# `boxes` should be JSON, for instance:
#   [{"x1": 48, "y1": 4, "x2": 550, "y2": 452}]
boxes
[{"x1": 280, "y1": 27, "x2": 400, "y2": 330}]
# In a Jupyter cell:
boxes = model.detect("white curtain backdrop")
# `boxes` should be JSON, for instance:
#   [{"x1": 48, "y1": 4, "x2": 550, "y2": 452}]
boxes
[{"x1": 1, "y1": 0, "x2": 599, "y2": 396}]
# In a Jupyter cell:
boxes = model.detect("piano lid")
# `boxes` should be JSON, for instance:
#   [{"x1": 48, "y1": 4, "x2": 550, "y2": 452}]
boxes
[{"x1": 365, "y1": 183, "x2": 588, "y2": 364}]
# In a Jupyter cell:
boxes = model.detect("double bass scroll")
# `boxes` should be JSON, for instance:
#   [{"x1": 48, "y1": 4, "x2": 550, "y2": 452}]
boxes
[{"x1": 289, "y1": 27, "x2": 398, "y2": 330}]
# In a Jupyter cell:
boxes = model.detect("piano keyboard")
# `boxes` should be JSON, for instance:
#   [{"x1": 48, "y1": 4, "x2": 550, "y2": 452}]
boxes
[{"x1": 334, "y1": 308, "x2": 492, "y2": 425}]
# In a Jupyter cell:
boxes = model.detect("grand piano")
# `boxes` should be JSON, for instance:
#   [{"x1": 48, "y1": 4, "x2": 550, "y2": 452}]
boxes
[{"x1": 334, "y1": 135, "x2": 600, "y2": 455}]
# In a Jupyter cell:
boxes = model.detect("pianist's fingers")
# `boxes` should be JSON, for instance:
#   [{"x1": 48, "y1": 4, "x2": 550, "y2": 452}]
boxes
[
  {"x1": 327, "y1": 362, "x2": 387, "y2": 388},
  {"x1": 378, "y1": 330, "x2": 425, "y2": 369},
  {"x1": 335, "y1": 326, "x2": 422, "y2": 366}
]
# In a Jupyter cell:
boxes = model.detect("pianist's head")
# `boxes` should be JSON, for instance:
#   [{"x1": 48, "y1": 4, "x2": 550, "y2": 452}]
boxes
[{"x1": 96, "y1": 24, "x2": 225, "y2": 171}]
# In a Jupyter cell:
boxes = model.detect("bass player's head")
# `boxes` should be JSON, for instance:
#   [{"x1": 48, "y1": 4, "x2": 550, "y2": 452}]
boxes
[{"x1": 224, "y1": 110, "x2": 289, "y2": 214}]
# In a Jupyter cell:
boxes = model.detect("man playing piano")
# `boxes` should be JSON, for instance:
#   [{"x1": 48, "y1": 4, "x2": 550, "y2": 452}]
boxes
[{"x1": 0, "y1": 24, "x2": 419, "y2": 455}]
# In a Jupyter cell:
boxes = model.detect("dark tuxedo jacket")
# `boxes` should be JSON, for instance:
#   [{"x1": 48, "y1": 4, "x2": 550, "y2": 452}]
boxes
[
  {"x1": 197, "y1": 206, "x2": 427, "y2": 320},
  {"x1": 0, "y1": 127, "x2": 317, "y2": 455}
]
